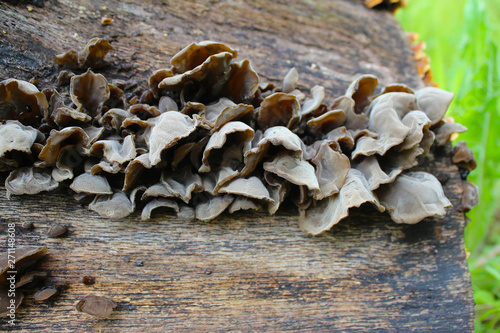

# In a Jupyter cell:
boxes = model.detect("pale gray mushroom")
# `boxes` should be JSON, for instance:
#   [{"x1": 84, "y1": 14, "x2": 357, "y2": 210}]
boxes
[
  {"x1": 282, "y1": 68, "x2": 299, "y2": 93},
  {"x1": 51, "y1": 144, "x2": 82, "y2": 182},
  {"x1": 217, "y1": 176, "x2": 274, "y2": 202},
  {"x1": 0, "y1": 121, "x2": 42, "y2": 157},
  {"x1": 203, "y1": 98, "x2": 254, "y2": 131},
  {"x1": 141, "y1": 198, "x2": 180, "y2": 220},
  {"x1": 195, "y1": 194, "x2": 235, "y2": 221},
  {"x1": 377, "y1": 171, "x2": 452, "y2": 224},
  {"x1": 88, "y1": 192, "x2": 135, "y2": 219},
  {"x1": 159, "y1": 96, "x2": 179, "y2": 113},
  {"x1": 325, "y1": 127, "x2": 355, "y2": 151},
  {"x1": 242, "y1": 126, "x2": 304, "y2": 176},
  {"x1": 228, "y1": 196, "x2": 261, "y2": 214},
  {"x1": 5, "y1": 167, "x2": 59, "y2": 199},
  {"x1": 352, "y1": 92, "x2": 417, "y2": 159},
  {"x1": 353, "y1": 155, "x2": 401, "y2": 191},
  {"x1": 310, "y1": 140, "x2": 350, "y2": 200},
  {"x1": 263, "y1": 152, "x2": 320, "y2": 191},
  {"x1": 146, "y1": 111, "x2": 198, "y2": 166},
  {"x1": 415, "y1": 87, "x2": 454, "y2": 126},
  {"x1": 89, "y1": 135, "x2": 137, "y2": 165},
  {"x1": 52, "y1": 106, "x2": 92, "y2": 127},
  {"x1": 301, "y1": 85, "x2": 326, "y2": 116},
  {"x1": 141, "y1": 183, "x2": 174, "y2": 200},
  {"x1": 395, "y1": 110, "x2": 431, "y2": 151},
  {"x1": 434, "y1": 122, "x2": 467, "y2": 146},
  {"x1": 90, "y1": 161, "x2": 122, "y2": 175},
  {"x1": 199, "y1": 121, "x2": 254, "y2": 173},
  {"x1": 70, "y1": 173, "x2": 113, "y2": 195},
  {"x1": 298, "y1": 169, "x2": 384, "y2": 235},
  {"x1": 332, "y1": 96, "x2": 368, "y2": 131},
  {"x1": 161, "y1": 168, "x2": 204, "y2": 203}
]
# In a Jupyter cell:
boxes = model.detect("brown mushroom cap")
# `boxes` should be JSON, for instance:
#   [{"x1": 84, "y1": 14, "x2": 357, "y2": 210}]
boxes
[
  {"x1": 70, "y1": 69, "x2": 110, "y2": 118},
  {"x1": 299, "y1": 169, "x2": 384, "y2": 235},
  {"x1": 0, "y1": 79, "x2": 49, "y2": 126},
  {"x1": 257, "y1": 93, "x2": 301, "y2": 131},
  {"x1": 225, "y1": 60, "x2": 260, "y2": 103},
  {"x1": 459, "y1": 180, "x2": 479, "y2": 212},
  {"x1": 377, "y1": 171, "x2": 452, "y2": 224},
  {"x1": 345, "y1": 74, "x2": 378, "y2": 114},
  {"x1": 0, "y1": 246, "x2": 47, "y2": 285},
  {"x1": 170, "y1": 41, "x2": 238, "y2": 73},
  {"x1": 203, "y1": 98, "x2": 254, "y2": 131},
  {"x1": 76, "y1": 295, "x2": 117, "y2": 318},
  {"x1": 54, "y1": 37, "x2": 113, "y2": 69},
  {"x1": 452, "y1": 141, "x2": 477, "y2": 171},
  {"x1": 434, "y1": 122, "x2": 467, "y2": 146}
]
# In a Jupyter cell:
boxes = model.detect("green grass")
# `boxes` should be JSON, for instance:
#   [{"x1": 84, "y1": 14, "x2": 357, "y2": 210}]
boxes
[{"x1": 396, "y1": 0, "x2": 500, "y2": 331}]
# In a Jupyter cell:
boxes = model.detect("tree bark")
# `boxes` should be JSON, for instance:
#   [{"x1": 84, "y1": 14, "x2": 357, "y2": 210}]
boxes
[{"x1": 0, "y1": 0, "x2": 474, "y2": 331}]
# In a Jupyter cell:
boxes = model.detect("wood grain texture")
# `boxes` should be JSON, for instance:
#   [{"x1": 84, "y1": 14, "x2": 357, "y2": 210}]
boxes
[{"x1": 0, "y1": 0, "x2": 473, "y2": 331}]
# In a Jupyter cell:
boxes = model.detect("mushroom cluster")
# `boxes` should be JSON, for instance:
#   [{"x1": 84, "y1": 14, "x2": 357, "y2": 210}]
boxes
[{"x1": 0, "y1": 40, "x2": 468, "y2": 234}]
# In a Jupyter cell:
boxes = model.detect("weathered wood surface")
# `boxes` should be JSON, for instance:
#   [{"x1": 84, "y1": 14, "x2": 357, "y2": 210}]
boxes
[{"x1": 0, "y1": 0, "x2": 473, "y2": 331}]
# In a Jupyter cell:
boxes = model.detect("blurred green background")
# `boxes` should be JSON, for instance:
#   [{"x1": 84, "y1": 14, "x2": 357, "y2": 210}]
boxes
[{"x1": 396, "y1": 0, "x2": 500, "y2": 331}]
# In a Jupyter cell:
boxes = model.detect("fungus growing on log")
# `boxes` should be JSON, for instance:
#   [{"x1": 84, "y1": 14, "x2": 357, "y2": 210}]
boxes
[{"x1": 0, "y1": 39, "x2": 473, "y2": 234}]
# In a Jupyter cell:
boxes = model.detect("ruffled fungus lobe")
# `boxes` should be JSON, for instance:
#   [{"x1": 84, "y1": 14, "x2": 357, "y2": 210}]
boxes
[
  {"x1": 0, "y1": 246, "x2": 47, "y2": 285},
  {"x1": 54, "y1": 38, "x2": 114, "y2": 69},
  {"x1": 299, "y1": 169, "x2": 384, "y2": 235},
  {"x1": 264, "y1": 152, "x2": 319, "y2": 191},
  {"x1": 345, "y1": 74, "x2": 378, "y2": 114},
  {"x1": 76, "y1": 295, "x2": 117, "y2": 318},
  {"x1": 452, "y1": 141, "x2": 477, "y2": 172},
  {"x1": 171, "y1": 41, "x2": 238, "y2": 73},
  {"x1": 218, "y1": 176, "x2": 274, "y2": 202},
  {"x1": 377, "y1": 172, "x2": 452, "y2": 224},
  {"x1": 89, "y1": 192, "x2": 134, "y2": 219},
  {"x1": 5, "y1": 167, "x2": 58, "y2": 199},
  {"x1": 70, "y1": 69, "x2": 110, "y2": 118},
  {"x1": 147, "y1": 111, "x2": 198, "y2": 166},
  {"x1": 203, "y1": 98, "x2": 254, "y2": 131},
  {"x1": 199, "y1": 121, "x2": 254, "y2": 173},
  {"x1": 257, "y1": 93, "x2": 300, "y2": 131},
  {"x1": 415, "y1": 87, "x2": 454, "y2": 126},
  {"x1": 38, "y1": 127, "x2": 89, "y2": 165},
  {"x1": 225, "y1": 60, "x2": 259, "y2": 103},
  {"x1": 459, "y1": 180, "x2": 479, "y2": 212},
  {"x1": 352, "y1": 92, "x2": 418, "y2": 159},
  {"x1": 90, "y1": 135, "x2": 137, "y2": 165},
  {"x1": 0, "y1": 121, "x2": 42, "y2": 158},
  {"x1": 70, "y1": 173, "x2": 113, "y2": 195},
  {"x1": 0, "y1": 79, "x2": 49, "y2": 126}
]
